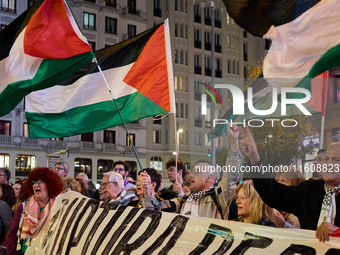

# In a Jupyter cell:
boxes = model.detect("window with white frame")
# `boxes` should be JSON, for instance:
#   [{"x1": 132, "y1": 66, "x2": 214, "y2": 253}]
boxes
[
  {"x1": 150, "y1": 156, "x2": 162, "y2": 171},
  {"x1": 1, "y1": 0, "x2": 16, "y2": 13},
  {"x1": 153, "y1": 130, "x2": 161, "y2": 144},
  {"x1": 84, "y1": 12, "x2": 96, "y2": 30},
  {"x1": 0, "y1": 153, "x2": 10, "y2": 168},
  {"x1": 195, "y1": 133, "x2": 202, "y2": 145}
]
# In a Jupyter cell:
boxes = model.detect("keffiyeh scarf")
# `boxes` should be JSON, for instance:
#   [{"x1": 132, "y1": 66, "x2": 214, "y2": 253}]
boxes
[
  {"x1": 317, "y1": 184, "x2": 340, "y2": 226},
  {"x1": 182, "y1": 186, "x2": 214, "y2": 216},
  {"x1": 17, "y1": 196, "x2": 54, "y2": 241},
  {"x1": 109, "y1": 190, "x2": 137, "y2": 205}
]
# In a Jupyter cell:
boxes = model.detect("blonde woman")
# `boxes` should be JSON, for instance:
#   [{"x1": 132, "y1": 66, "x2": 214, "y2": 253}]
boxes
[{"x1": 235, "y1": 180, "x2": 276, "y2": 227}]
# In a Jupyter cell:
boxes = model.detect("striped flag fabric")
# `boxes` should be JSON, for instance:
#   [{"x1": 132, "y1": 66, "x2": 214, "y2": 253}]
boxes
[
  {"x1": 0, "y1": 0, "x2": 94, "y2": 117},
  {"x1": 223, "y1": 0, "x2": 340, "y2": 88},
  {"x1": 208, "y1": 0, "x2": 337, "y2": 140},
  {"x1": 25, "y1": 21, "x2": 174, "y2": 138}
]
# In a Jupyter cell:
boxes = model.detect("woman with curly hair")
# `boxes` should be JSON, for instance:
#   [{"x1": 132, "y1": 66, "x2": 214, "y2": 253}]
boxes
[
  {"x1": 7, "y1": 167, "x2": 62, "y2": 255},
  {"x1": 235, "y1": 180, "x2": 276, "y2": 227}
]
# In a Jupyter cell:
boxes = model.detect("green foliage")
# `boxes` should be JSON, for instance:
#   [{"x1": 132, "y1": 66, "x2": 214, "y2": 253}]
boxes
[
  {"x1": 242, "y1": 59, "x2": 317, "y2": 167},
  {"x1": 216, "y1": 149, "x2": 229, "y2": 167},
  {"x1": 245, "y1": 58, "x2": 264, "y2": 89},
  {"x1": 243, "y1": 116, "x2": 317, "y2": 166}
]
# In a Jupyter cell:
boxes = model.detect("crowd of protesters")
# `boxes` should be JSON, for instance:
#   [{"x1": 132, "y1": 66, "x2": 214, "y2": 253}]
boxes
[{"x1": 0, "y1": 123, "x2": 339, "y2": 254}]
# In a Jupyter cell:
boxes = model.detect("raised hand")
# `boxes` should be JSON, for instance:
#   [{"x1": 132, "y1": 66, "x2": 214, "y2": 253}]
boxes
[
  {"x1": 227, "y1": 122, "x2": 239, "y2": 152},
  {"x1": 173, "y1": 181, "x2": 183, "y2": 195},
  {"x1": 139, "y1": 171, "x2": 152, "y2": 198},
  {"x1": 239, "y1": 125, "x2": 260, "y2": 165}
]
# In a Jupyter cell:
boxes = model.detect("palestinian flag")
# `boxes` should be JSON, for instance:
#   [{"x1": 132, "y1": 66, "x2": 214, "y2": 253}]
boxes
[
  {"x1": 208, "y1": 0, "x2": 338, "y2": 140},
  {"x1": 25, "y1": 20, "x2": 175, "y2": 138},
  {"x1": 0, "y1": 0, "x2": 94, "y2": 117},
  {"x1": 223, "y1": 0, "x2": 340, "y2": 88}
]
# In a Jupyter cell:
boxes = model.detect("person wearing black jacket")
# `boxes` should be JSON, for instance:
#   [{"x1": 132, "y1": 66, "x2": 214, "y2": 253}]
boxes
[{"x1": 239, "y1": 125, "x2": 340, "y2": 242}]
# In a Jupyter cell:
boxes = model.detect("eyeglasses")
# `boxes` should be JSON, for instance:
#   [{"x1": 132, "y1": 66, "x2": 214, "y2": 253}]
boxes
[
  {"x1": 101, "y1": 182, "x2": 115, "y2": 188},
  {"x1": 113, "y1": 168, "x2": 124, "y2": 171},
  {"x1": 32, "y1": 180, "x2": 45, "y2": 186},
  {"x1": 0, "y1": 174, "x2": 6, "y2": 176},
  {"x1": 54, "y1": 167, "x2": 64, "y2": 171}
]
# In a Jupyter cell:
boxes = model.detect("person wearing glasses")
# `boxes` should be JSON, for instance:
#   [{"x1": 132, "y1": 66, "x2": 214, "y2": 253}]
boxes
[
  {"x1": 239, "y1": 125, "x2": 340, "y2": 242},
  {"x1": 113, "y1": 161, "x2": 136, "y2": 190},
  {"x1": 7, "y1": 167, "x2": 62, "y2": 255},
  {"x1": 101, "y1": 171, "x2": 137, "y2": 205},
  {"x1": 312, "y1": 149, "x2": 326, "y2": 179},
  {"x1": 53, "y1": 162, "x2": 69, "y2": 178},
  {"x1": 141, "y1": 123, "x2": 241, "y2": 219}
]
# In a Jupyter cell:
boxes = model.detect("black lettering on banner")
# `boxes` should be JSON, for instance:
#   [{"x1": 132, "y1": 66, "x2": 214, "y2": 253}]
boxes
[
  {"x1": 65, "y1": 199, "x2": 100, "y2": 254},
  {"x1": 325, "y1": 249, "x2": 340, "y2": 255},
  {"x1": 280, "y1": 244, "x2": 316, "y2": 255},
  {"x1": 94, "y1": 206, "x2": 139, "y2": 255},
  {"x1": 56, "y1": 198, "x2": 86, "y2": 255},
  {"x1": 42, "y1": 198, "x2": 69, "y2": 248},
  {"x1": 82, "y1": 203, "x2": 120, "y2": 255},
  {"x1": 229, "y1": 232, "x2": 273, "y2": 255},
  {"x1": 142, "y1": 215, "x2": 189, "y2": 255},
  {"x1": 50, "y1": 198, "x2": 78, "y2": 254},
  {"x1": 112, "y1": 209, "x2": 162, "y2": 254},
  {"x1": 189, "y1": 224, "x2": 234, "y2": 255}
]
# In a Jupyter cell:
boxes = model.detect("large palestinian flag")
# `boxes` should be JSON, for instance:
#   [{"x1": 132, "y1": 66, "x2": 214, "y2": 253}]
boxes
[
  {"x1": 0, "y1": 0, "x2": 94, "y2": 117},
  {"x1": 25, "y1": 21, "x2": 174, "y2": 138},
  {"x1": 223, "y1": 0, "x2": 340, "y2": 88},
  {"x1": 207, "y1": 0, "x2": 338, "y2": 140}
]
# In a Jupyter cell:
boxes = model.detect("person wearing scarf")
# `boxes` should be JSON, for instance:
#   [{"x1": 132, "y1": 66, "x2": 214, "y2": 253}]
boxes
[
  {"x1": 141, "y1": 123, "x2": 241, "y2": 219},
  {"x1": 7, "y1": 167, "x2": 62, "y2": 255},
  {"x1": 102, "y1": 171, "x2": 137, "y2": 206},
  {"x1": 239, "y1": 125, "x2": 340, "y2": 242}
]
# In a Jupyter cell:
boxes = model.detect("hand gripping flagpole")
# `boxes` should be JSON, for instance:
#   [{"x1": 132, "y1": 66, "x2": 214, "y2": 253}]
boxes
[{"x1": 92, "y1": 58, "x2": 143, "y2": 173}]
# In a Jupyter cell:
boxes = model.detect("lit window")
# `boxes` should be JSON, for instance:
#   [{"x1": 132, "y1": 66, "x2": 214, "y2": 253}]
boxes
[
  {"x1": 150, "y1": 156, "x2": 162, "y2": 171},
  {"x1": 16, "y1": 155, "x2": 36, "y2": 177},
  {"x1": 75, "y1": 158, "x2": 92, "y2": 179},
  {"x1": 84, "y1": 12, "x2": 96, "y2": 30}
]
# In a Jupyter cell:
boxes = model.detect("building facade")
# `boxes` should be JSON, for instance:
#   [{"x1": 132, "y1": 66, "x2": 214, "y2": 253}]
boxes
[{"x1": 0, "y1": 0, "x2": 267, "y2": 184}]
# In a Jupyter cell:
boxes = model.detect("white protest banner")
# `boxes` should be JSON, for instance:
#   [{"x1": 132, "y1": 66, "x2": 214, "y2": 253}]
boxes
[{"x1": 26, "y1": 191, "x2": 340, "y2": 254}]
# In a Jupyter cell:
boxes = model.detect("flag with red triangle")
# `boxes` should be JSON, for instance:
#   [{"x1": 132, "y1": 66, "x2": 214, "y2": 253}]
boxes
[
  {"x1": 0, "y1": 0, "x2": 94, "y2": 117},
  {"x1": 25, "y1": 21, "x2": 175, "y2": 138}
]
